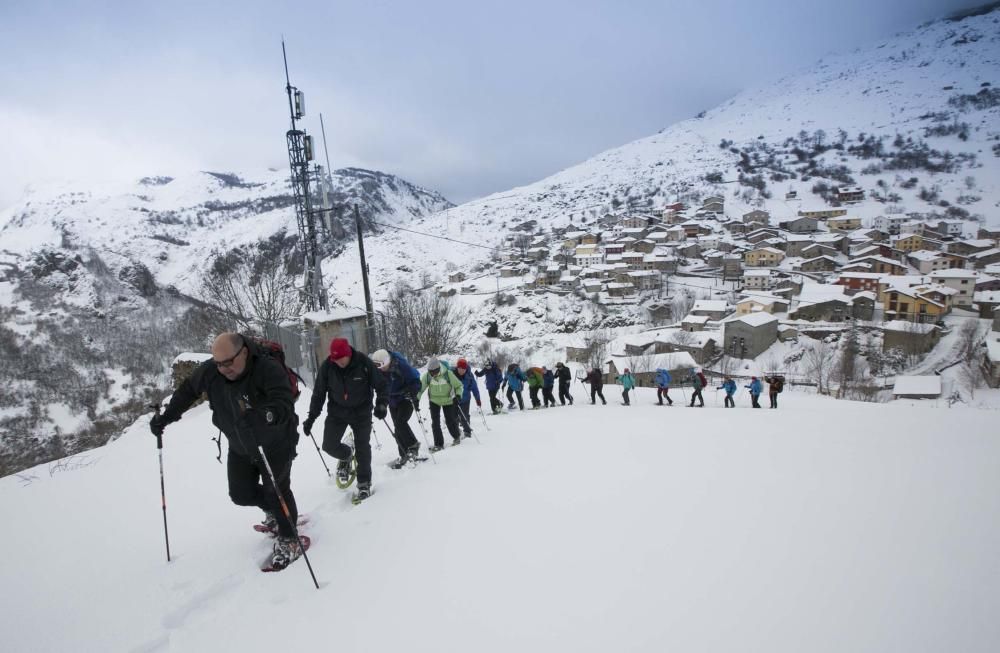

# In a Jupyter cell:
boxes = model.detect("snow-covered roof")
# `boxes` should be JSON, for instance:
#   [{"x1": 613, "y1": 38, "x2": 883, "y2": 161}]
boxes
[
  {"x1": 681, "y1": 314, "x2": 710, "y2": 324},
  {"x1": 986, "y1": 339, "x2": 1000, "y2": 363},
  {"x1": 173, "y1": 352, "x2": 212, "y2": 365},
  {"x1": 743, "y1": 269, "x2": 771, "y2": 277},
  {"x1": 836, "y1": 272, "x2": 884, "y2": 280},
  {"x1": 928, "y1": 269, "x2": 978, "y2": 279},
  {"x1": 970, "y1": 248, "x2": 1000, "y2": 260},
  {"x1": 892, "y1": 376, "x2": 941, "y2": 397},
  {"x1": 854, "y1": 291, "x2": 877, "y2": 301},
  {"x1": 303, "y1": 308, "x2": 368, "y2": 322},
  {"x1": 728, "y1": 312, "x2": 779, "y2": 327},
  {"x1": 974, "y1": 290, "x2": 1000, "y2": 303},
  {"x1": 882, "y1": 321, "x2": 936, "y2": 334},
  {"x1": 691, "y1": 299, "x2": 728, "y2": 312},
  {"x1": 737, "y1": 295, "x2": 786, "y2": 307},
  {"x1": 607, "y1": 351, "x2": 698, "y2": 374},
  {"x1": 908, "y1": 250, "x2": 943, "y2": 261}
]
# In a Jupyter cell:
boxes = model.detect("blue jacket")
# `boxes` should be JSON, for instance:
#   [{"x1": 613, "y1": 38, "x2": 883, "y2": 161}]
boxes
[
  {"x1": 384, "y1": 351, "x2": 421, "y2": 407},
  {"x1": 456, "y1": 369, "x2": 481, "y2": 403},
  {"x1": 543, "y1": 370, "x2": 555, "y2": 389},
  {"x1": 719, "y1": 379, "x2": 736, "y2": 396},
  {"x1": 620, "y1": 373, "x2": 635, "y2": 390},
  {"x1": 503, "y1": 366, "x2": 526, "y2": 392},
  {"x1": 655, "y1": 369, "x2": 671, "y2": 388},
  {"x1": 746, "y1": 379, "x2": 763, "y2": 395},
  {"x1": 476, "y1": 362, "x2": 503, "y2": 391}
]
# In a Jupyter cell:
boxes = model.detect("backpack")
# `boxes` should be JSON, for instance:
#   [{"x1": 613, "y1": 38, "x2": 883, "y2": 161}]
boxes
[
  {"x1": 697, "y1": 372, "x2": 707, "y2": 388},
  {"x1": 249, "y1": 336, "x2": 302, "y2": 399},
  {"x1": 775, "y1": 377, "x2": 785, "y2": 393}
]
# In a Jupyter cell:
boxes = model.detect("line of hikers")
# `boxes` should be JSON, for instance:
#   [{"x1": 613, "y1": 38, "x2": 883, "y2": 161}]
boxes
[{"x1": 149, "y1": 333, "x2": 786, "y2": 571}]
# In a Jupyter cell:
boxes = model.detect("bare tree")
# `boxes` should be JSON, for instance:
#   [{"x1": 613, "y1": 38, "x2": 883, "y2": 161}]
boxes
[
  {"x1": 835, "y1": 322, "x2": 861, "y2": 398},
  {"x1": 582, "y1": 329, "x2": 612, "y2": 371},
  {"x1": 381, "y1": 283, "x2": 470, "y2": 365},
  {"x1": 199, "y1": 247, "x2": 303, "y2": 333},
  {"x1": 671, "y1": 291, "x2": 696, "y2": 321},
  {"x1": 803, "y1": 339, "x2": 835, "y2": 394},
  {"x1": 957, "y1": 360, "x2": 983, "y2": 400},
  {"x1": 671, "y1": 329, "x2": 697, "y2": 348}
]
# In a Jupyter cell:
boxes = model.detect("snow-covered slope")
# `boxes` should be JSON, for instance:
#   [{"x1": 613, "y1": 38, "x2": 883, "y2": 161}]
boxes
[
  {"x1": 2, "y1": 389, "x2": 998, "y2": 651},
  {"x1": 323, "y1": 7, "x2": 1000, "y2": 309}
]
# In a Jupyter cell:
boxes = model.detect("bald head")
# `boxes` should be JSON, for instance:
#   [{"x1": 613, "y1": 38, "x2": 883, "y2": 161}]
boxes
[{"x1": 212, "y1": 332, "x2": 248, "y2": 380}]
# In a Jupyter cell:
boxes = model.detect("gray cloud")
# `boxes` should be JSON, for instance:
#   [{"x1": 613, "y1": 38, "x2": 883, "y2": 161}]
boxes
[{"x1": 0, "y1": 0, "x2": 972, "y2": 208}]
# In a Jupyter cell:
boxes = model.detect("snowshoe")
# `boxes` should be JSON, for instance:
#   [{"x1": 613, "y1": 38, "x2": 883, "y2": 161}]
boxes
[
  {"x1": 452, "y1": 438, "x2": 462, "y2": 446},
  {"x1": 351, "y1": 484, "x2": 373, "y2": 505},
  {"x1": 261, "y1": 535, "x2": 311, "y2": 572},
  {"x1": 335, "y1": 454, "x2": 356, "y2": 489}
]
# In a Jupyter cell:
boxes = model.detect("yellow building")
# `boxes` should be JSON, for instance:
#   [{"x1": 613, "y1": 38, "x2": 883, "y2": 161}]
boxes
[
  {"x1": 827, "y1": 216, "x2": 862, "y2": 231},
  {"x1": 891, "y1": 233, "x2": 923, "y2": 253},
  {"x1": 883, "y1": 289, "x2": 946, "y2": 323},
  {"x1": 744, "y1": 247, "x2": 785, "y2": 267}
]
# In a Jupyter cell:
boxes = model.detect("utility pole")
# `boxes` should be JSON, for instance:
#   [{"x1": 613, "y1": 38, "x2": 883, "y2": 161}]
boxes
[
  {"x1": 282, "y1": 40, "x2": 327, "y2": 312},
  {"x1": 354, "y1": 204, "x2": 377, "y2": 350}
]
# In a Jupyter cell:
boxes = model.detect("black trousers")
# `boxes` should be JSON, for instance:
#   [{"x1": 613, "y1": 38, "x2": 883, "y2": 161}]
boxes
[
  {"x1": 322, "y1": 416, "x2": 373, "y2": 486},
  {"x1": 622, "y1": 389, "x2": 631, "y2": 405},
  {"x1": 690, "y1": 388, "x2": 704, "y2": 406},
  {"x1": 458, "y1": 400, "x2": 473, "y2": 435},
  {"x1": 487, "y1": 387, "x2": 503, "y2": 412},
  {"x1": 529, "y1": 386, "x2": 541, "y2": 408},
  {"x1": 590, "y1": 386, "x2": 606, "y2": 404},
  {"x1": 542, "y1": 387, "x2": 556, "y2": 407},
  {"x1": 506, "y1": 387, "x2": 524, "y2": 409},
  {"x1": 227, "y1": 443, "x2": 297, "y2": 538},
  {"x1": 558, "y1": 382, "x2": 573, "y2": 405},
  {"x1": 430, "y1": 402, "x2": 461, "y2": 446},
  {"x1": 657, "y1": 388, "x2": 673, "y2": 405},
  {"x1": 724, "y1": 394, "x2": 735, "y2": 408},
  {"x1": 389, "y1": 401, "x2": 419, "y2": 456},
  {"x1": 769, "y1": 392, "x2": 778, "y2": 408},
  {"x1": 750, "y1": 393, "x2": 761, "y2": 408}
]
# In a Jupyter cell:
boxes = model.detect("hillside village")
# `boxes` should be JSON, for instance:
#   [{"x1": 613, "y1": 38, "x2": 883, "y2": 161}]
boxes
[{"x1": 428, "y1": 189, "x2": 1000, "y2": 394}]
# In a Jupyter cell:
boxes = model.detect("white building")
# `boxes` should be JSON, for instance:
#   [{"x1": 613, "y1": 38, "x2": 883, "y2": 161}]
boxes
[
  {"x1": 743, "y1": 269, "x2": 772, "y2": 290},
  {"x1": 928, "y1": 269, "x2": 978, "y2": 306},
  {"x1": 872, "y1": 215, "x2": 910, "y2": 235}
]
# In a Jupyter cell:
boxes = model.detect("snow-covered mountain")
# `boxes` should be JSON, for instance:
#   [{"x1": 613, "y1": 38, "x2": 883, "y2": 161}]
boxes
[
  {"x1": 0, "y1": 167, "x2": 451, "y2": 476},
  {"x1": 323, "y1": 6, "x2": 1000, "y2": 314}
]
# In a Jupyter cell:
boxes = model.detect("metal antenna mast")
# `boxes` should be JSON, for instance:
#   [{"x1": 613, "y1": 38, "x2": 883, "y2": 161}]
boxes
[{"x1": 282, "y1": 40, "x2": 327, "y2": 311}]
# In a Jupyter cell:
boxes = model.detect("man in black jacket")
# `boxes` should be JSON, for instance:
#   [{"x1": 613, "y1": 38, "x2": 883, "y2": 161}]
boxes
[
  {"x1": 585, "y1": 367, "x2": 607, "y2": 405},
  {"x1": 554, "y1": 362, "x2": 574, "y2": 405},
  {"x1": 149, "y1": 332, "x2": 303, "y2": 570},
  {"x1": 302, "y1": 338, "x2": 387, "y2": 501}
]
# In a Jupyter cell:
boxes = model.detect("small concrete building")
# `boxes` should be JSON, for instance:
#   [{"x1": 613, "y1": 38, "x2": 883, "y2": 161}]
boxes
[{"x1": 722, "y1": 313, "x2": 779, "y2": 359}]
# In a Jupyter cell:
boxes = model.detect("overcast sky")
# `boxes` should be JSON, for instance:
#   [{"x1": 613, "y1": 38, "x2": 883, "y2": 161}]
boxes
[{"x1": 0, "y1": 0, "x2": 972, "y2": 209}]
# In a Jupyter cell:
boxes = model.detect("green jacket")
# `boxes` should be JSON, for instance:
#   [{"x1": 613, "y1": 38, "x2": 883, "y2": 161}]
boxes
[
  {"x1": 526, "y1": 368, "x2": 544, "y2": 389},
  {"x1": 418, "y1": 368, "x2": 464, "y2": 406}
]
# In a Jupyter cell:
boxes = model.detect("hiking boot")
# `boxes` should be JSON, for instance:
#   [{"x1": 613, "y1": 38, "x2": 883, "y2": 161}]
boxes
[
  {"x1": 336, "y1": 458, "x2": 353, "y2": 484},
  {"x1": 429, "y1": 445, "x2": 444, "y2": 453},
  {"x1": 356, "y1": 482, "x2": 372, "y2": 501},
  {"x1": 260, "y1": 511, "x2": 278, "y2": 533},
  {"x1": 405, "y1": 443, "x2": 421, "y2": 461},
  {"x1": 452, "y1": 437, "x2": 461, "y2": 446},
  {"x1": 271, "y1": 536, "x2": 302, "y2": 570}
]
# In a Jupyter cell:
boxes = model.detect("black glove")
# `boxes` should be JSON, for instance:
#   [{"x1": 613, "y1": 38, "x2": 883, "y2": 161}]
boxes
[
  {"x1": 303, "y1": 417, "x2": 315, "y2": 436},
  {"x1": 373, "y1": 402, "x2": 387, "y2": 420},
  {"x1": 149, "y1": 414, "x2": 167, "y2": 437}
]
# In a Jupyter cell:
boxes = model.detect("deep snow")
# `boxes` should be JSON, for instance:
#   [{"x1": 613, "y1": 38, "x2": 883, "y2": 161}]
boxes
[{"x1": 1, "y1": 388, "x2": 997, "y2": 652}]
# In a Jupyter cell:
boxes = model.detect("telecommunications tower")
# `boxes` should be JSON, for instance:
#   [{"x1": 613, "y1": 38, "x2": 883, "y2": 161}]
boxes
[{"x1": 281, "y1": 40, "x2": 328, "y2": 312}]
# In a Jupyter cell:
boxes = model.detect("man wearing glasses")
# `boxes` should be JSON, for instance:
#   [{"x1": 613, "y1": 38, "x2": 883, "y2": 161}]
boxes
[{"x1": 149, "y1": 332, "x2": 302, "y2": 569}]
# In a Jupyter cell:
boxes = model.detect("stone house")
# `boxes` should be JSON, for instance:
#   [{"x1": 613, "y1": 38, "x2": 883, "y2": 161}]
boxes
[{"x1": 722, "y1": 313, "x2": 779, "y2": 359}]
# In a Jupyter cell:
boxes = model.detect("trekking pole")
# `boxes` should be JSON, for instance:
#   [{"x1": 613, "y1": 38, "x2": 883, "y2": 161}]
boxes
[
  {"x1": 149, "y1": 404, "x2": 171, "y2": 563},
  {"x1": 371, "y1": 423, "x2": 382, "y2": 451},
  {"x1": 456, "y1": 405, "x2": 481, "y2": 444},
  {"x1": 380, "y1": 417, "x2": 395, "y2": 438},
  {"x1": 476, "y1": 404, "x2": 491, "y2": 431},
  {"x1": 304, "y1": 425, "x2": 332, "y2": 478},
  {"x1": 240, "y1": 401, "x2": 319, "y2": 589},
  {"x1": 410, "y1": 399, "x2": 437, "y2": 464}
]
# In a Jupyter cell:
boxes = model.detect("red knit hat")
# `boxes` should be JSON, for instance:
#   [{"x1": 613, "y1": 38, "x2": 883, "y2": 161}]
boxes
[
  {"x1": 456, "y1": 358, "x2": 468, "y2": 370},
  {"x1": 329, "y1": 338, "x2": 352, "y2": 360}
]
